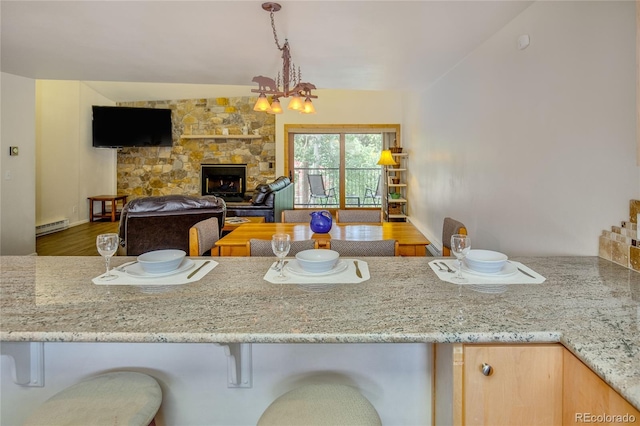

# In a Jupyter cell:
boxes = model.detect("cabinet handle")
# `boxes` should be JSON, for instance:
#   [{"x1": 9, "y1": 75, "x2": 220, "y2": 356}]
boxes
[{"x1": 481, "y1": 363, "x2": 493, "y2": 376}]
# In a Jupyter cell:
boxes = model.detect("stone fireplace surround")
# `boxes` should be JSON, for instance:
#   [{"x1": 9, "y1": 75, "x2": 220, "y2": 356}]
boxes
[{"x1": 116, "y1": 97, "x2": 275, "y2": 201}]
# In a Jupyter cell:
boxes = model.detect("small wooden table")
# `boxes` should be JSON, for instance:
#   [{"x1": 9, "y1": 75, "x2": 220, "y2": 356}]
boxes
[
  {"x1": 88, "y1": 195, "x2": 128, "y2": 222},
  {"x1": 214, "y1": 222, "x2": 430, "y2": 257}
]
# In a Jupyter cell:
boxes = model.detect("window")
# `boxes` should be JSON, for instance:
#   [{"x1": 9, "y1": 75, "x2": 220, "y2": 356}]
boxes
[{"x1": 285, "y1": 125, "x2": 400, "y2": 209}]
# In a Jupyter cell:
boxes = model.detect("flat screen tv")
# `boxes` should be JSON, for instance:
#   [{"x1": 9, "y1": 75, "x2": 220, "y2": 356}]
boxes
[{"x1": 92, "y1": 106, "x2": 173, "y2": 148}]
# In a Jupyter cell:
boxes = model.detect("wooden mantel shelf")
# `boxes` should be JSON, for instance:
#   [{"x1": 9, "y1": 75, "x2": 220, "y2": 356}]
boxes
[{"x1": 181, "y1": 134, "x2": 262, "y2": 140}]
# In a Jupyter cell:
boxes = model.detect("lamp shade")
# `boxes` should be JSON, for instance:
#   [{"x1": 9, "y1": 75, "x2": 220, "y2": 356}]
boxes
[
  {"x1": 253, "y1": 93, "x2": 271, "y2": 112},
  {"x1": 299, "y1": 97, "x2": 316, "y2": 114},
  {"x1": 377, "y1": 150, "x2": 397, "y2": 166},
  {"x1": 287, "y1": 94, "x2": 303, "y2": 111},
  {"x1": 268, "y1": 98, "x2": 283, "y2": 114}
]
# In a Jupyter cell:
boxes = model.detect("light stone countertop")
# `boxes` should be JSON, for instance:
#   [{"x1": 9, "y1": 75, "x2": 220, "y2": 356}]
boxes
[{"x1": 1, "y1": 255, "x2": 638, "y2": 410}]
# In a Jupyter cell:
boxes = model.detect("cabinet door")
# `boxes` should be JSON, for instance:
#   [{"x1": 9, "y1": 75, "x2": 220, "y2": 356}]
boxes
[
  {"x1": 563, "y1": 349, "x2": 640, "y2": 425},
  {"x1": 462, "y1": 345, "x2": 563, "y2": 426}
]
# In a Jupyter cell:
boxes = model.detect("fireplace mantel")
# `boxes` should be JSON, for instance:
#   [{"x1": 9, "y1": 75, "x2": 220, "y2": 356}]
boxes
[{"x1": 181, "y1": 135, "x2": 262, "y2": 139}]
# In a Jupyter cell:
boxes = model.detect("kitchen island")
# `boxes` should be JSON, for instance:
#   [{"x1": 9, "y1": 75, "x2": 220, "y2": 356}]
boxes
[{"x1": 1, "y1": 256, "x2": 639, "y2": 421}]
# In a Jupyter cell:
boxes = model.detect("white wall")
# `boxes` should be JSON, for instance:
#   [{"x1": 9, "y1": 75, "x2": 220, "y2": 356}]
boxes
[
  {"x1": 404, "y1": 0, "x2": 639, "y2": 256},
  {"x1": 1, "y1": 342, "x2": 431, "y2": 425},
  {"x1": 1, "y1": 72, "x2": 36, "y2": 255},
  {"x1": 35, "y1": 80, "x2": 115, "y2": 228}
]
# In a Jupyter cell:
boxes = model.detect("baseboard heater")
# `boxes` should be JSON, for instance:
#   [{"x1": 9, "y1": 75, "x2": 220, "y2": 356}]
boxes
[{"x1": 36, "y1": 219, "x2": 69, "y2": 236}]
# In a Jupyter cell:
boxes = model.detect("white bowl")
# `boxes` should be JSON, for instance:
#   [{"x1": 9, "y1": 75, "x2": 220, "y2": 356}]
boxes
[
  {"x1": 464, "y1": 249, "x2": 508, "y2": 274},
  {"x1": 295, "y1": 249, "x2": 340, "y2": 273},
  {"x1": 137, "y1": 249, "x2": 186, "y2": 274}
]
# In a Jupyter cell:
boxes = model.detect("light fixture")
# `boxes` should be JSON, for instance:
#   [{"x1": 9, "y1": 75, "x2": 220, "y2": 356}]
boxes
[
  {"x1": 377, "y1": 150, "x2": 398, "y2": 166},
  {"x1": 251, "y1": 2, "x2": 318, "y2": 115}
]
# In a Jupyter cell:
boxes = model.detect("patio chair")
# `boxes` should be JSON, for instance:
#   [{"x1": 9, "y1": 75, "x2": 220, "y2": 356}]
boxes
[
  {"x1": 442, "y1": 217, "x2": 467, "y2": 256},
  {"x1": 335, "y1": 209, "x2": 382, "y2": 223},
  {"x1": 246, "y1": 239, "x2": 318, "y2": 256},
  {"x1": 363, "y1": 174, "x2": 383, "y2": 206},
  {"x1": 327, "y1": 239, "x2": 399, "y2": 256},
  {"x1": 307, "y1": 174, "x2": 337, "y2": 206}
]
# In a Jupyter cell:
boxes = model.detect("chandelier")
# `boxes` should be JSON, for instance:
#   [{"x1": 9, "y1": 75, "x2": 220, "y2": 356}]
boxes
[{"x1": 251, "y1": 2, "x2": 317, "y2": 114}]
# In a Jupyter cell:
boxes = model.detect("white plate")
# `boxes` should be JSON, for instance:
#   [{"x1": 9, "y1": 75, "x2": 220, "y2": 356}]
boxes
[
  {"x1": 461, "y1": 261, "x2": 518, "y2": 278},
  {"x1": 285, "y1": 259, "x2": 348, "y2": 277},
  {"x1": 124, "y1": 258, "x2": 195, "y2": 278}
]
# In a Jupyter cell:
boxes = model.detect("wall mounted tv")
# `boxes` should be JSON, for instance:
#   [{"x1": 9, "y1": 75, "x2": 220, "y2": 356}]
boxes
[{"x1": 92, "y1": 106, "x2": 173, "y2": 148}]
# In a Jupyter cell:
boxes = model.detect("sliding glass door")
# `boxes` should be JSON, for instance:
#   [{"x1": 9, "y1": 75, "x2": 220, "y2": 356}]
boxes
[{"x1": 285, "y1": 125, "x2": 399, "y2": 209}]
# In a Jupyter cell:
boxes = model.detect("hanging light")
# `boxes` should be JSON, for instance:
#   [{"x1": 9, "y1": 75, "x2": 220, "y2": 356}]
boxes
[
  {"x1": 299, "y1": 97, "x2": 316, "y2": 114},
  {"x1": 251, "y1": 3, "x2": 318, "y2": 114},
  {"x1": 287, "y1": 94, "x2": 303, "y2": 111},
  {"x1": 268, "y1": 98, "x2": 283, "y2": 114},
  {"x1": 253, "y1": 93, "x2": 271, "y2": 112}
]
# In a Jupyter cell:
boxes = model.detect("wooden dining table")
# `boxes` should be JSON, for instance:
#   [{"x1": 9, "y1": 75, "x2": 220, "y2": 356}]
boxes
[{"x1": 214, "y1": 222, "x2": 430, "y2": 256}]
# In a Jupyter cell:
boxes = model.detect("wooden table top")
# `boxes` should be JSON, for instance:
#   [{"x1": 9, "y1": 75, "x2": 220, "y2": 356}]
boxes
[{"x1": 215, "y1": 222, "x2": 430, "y2": 248}]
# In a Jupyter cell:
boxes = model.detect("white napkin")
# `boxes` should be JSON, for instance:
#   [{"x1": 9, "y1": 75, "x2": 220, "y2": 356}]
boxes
[
  {"x1": 92, "y1": 259, "x2": 218, "y2": 286},
  {"x1": 429, "y1": 259, "x2": 545, "y2": 285},
  {"x1": 263, "y1": 259, "x2": 370, "y2": 285}
]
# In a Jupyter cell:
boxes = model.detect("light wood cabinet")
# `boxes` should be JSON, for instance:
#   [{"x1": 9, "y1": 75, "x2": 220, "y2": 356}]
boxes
[
  {"x1": 440, "y1": 344, "x2": 563, "y2": 426},
  {"x1": 563, "y1": 349, "x2": 640, "y2": 425},
  {"x1": 436, "y1": 344, "x2": 639, "y2": 426}
]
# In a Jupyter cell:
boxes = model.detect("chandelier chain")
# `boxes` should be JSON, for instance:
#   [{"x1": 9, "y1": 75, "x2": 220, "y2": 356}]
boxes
[{"x1": 270, "y1": 11, "x2": 284, "y2": 51}]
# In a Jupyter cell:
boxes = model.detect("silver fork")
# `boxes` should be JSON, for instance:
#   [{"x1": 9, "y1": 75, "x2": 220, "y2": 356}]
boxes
[{"x1": 433, "y1": 262, "x2": 445, "y2": 272}]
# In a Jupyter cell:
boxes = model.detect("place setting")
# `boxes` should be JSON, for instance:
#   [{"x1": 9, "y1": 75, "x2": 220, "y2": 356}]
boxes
[
  {"x1": 92, "y1": 234, "x2": 217, "y2": 293},
  {"x1": 429, "y1": 234, "x2": 545, "y2": 293},
  {"x1": 263, "y1": 234, "x2": 370, "y2": 292}
]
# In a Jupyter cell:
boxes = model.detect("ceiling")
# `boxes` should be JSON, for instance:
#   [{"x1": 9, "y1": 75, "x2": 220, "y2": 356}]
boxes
[{"x1": 1, "y1": 0, "x2": 534, "y2": 97}]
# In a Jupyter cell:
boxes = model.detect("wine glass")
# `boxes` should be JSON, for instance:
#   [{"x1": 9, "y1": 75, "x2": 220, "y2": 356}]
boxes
[
  {"x1": 271, "y1": 233, "x2": 291, "y2": 281},
  {"x1": 96, "y1": 233, "x2": 119, "y2": 280},
  {"x1": 450, "y1": 234, "x2": 470, "y2": 283}
]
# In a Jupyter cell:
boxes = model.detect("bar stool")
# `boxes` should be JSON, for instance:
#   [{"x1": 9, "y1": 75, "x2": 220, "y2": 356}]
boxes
[
  {"x1": 23, "y1": 371, "x2": 162, "y2": 426},
  {"x1": 258, "y1": 383, "x2": 382, "y2": 426}
]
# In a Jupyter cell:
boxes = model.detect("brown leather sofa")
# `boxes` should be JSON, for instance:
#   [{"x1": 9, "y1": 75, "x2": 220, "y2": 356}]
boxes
[
  {"x1": 225, "y1": 176, "x2": 294, "y2": 223},
  {"x1": 118, "y1": 195, "x2": 226, "y2": 256}
]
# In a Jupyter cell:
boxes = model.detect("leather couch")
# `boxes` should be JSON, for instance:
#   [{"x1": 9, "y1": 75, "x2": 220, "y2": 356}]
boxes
[
  {"x1": 225, "y1": 176, "x2": 294, "y2": 223},
  {"x1": 118, "y1": 194, "x2": 226, "y2": 256}
]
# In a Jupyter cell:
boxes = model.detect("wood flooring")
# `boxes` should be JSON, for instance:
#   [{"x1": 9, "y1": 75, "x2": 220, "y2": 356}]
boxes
[{"x1": 36, "y1": 221, "x2": 119, "y2": 256}]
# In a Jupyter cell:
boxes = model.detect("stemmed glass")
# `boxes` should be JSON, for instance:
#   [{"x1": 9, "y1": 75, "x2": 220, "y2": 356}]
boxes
[
  {"x1": 450, "y1": 234, "x2": 470, "y2": 283},
  {"x1": 271, "y1": 233, "x2": 291, "y2": 281},
  {"x1": 96, "y1": 233, "x2": 119, "y2": 280}
]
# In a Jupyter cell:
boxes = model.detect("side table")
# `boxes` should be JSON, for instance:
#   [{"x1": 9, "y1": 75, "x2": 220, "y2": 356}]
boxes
[{"x1": 88, "y1": 195, "x2": 128, "y2": 222}]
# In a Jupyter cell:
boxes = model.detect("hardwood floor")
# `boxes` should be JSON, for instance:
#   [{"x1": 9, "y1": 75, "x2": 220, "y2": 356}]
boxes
[{"x1": 36, "y1": 221, "x2": 119, "y2": 256}]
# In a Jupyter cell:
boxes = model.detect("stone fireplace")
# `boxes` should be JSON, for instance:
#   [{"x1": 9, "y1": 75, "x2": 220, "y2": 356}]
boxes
[
  {"x1": 116, "y1": 97, "x2": 275, "y2": 200},
  {"x1": 201, "y1": 164, "x2": 247, "y2": 202}
]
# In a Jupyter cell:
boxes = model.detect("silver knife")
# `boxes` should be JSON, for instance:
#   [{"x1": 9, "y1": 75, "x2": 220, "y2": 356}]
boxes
[
  {"x1": 188, "y1": 260, "x2": 210, "y2": 279},
  {"x1": 517, "y1": 267, "x2": 535, "y2": 279},
  {"x1": 354, "y1": 260, "x2": 362, "y2": 278}
]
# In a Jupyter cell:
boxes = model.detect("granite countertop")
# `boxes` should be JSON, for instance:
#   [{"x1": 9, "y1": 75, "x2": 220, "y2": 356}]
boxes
[{"x1": 1, "y1": 256, "x2": 638, "y2": 409}]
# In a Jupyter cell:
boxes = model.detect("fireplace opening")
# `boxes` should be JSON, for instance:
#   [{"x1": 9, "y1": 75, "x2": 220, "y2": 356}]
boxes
[{"x1": 201, "y1": 164, "x2": 247, "y2": 202}]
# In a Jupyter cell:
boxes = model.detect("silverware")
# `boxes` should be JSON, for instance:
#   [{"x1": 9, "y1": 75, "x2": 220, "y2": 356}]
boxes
[
  {"x1": 188, "y1": 260, "x2": 210, "y2": 279},
  {"x1": 433, "y1": 262, "x2": 445, "y2": 272},
  {"x1": 354, "y1": 260, "x2": 362, "y2": 278},
  {"x1": 440, "y1": 261, "x2": 455, "y2": 273},
  {"x1": 517, "y1": 267, "x2": 535, "y2": 279},
  {"x1": 117, "y1": 261, "x2": 137, "y2": 271}
]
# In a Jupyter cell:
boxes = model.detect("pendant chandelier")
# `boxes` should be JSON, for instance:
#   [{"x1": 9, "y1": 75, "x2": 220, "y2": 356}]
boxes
[{"x1": 251, "y1": 2, "x2": 317, "y2": 115}]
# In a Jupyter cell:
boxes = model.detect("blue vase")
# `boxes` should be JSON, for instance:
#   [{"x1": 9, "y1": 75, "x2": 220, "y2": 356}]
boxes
[{"x1": 309, "y1": 210, "x2": 332, "y2": 233}]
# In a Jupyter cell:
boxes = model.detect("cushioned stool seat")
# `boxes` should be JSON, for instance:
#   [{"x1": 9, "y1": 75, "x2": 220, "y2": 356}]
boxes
[
  {"x1": 257, "y1": 383, "x2": 382, "y2": 426},
  {"x1": 24, "y1": 371, "x2": 162, "y2": 426}
]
